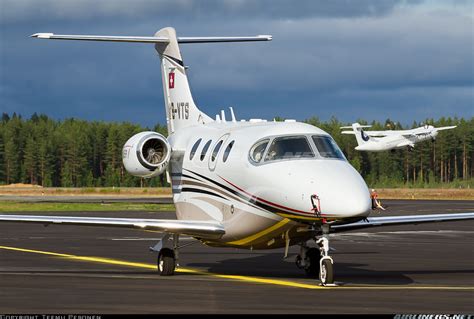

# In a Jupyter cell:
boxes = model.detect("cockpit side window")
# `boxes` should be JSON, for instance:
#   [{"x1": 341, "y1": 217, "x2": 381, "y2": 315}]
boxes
[
  {"x1": 249, "y1": 139, "x2": 269, "y2": 163},
  {"x1": 312, "y1": 135, "x2": 345, "y2": 159},
  {"x1": 264, "y1": 136, "x2": 314, "y2": 162}
]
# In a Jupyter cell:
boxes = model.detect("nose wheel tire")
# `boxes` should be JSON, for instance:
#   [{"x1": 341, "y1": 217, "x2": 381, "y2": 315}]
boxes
[
  {"x1": 320, "y1": 258, "x2": 334, "y2": 285},
  {"x1": 157, "y1": 248, "x2": 176, "y2": 276}
]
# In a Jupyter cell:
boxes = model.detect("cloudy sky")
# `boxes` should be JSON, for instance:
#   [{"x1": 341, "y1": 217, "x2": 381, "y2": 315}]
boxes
[{"x1": 0, "y1": 0, "x2": 473, "y2": 127}]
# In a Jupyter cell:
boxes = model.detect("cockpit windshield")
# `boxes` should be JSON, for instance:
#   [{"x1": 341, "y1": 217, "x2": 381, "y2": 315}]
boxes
[
  {"x1": 312, "y1": 135, "x2": 345, "y2": 159},
  {"x1": 264, "y1": 136, "x2": 314, "y2": 161}
]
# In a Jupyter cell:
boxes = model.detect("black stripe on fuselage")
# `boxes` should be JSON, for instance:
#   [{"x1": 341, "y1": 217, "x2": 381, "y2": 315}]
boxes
[
  {"x1": 182, "y1": 179, "x2": 262, "y2": 212},
  {"x1": 181, "y1": 187, "x2": 228, "y2": 200},
  {"x1": 183, "y1": 169, "x2": 297, "y2": 216},
  {"x1": 182, "y1": 173, "x2": 200, "y2": 181}
]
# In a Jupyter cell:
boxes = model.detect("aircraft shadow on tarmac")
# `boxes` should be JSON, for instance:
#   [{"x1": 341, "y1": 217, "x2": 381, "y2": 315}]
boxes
[{"x1": 186, "y1": 252, "x2": 474, "y2": 286}]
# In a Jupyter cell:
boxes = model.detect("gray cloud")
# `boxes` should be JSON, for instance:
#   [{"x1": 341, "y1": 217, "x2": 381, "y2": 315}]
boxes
[
  {"x1": 0, "y1": 0, "x2": 472, "y2": 126},
  {"x1": 1, "y1": 0, "x2": 408, "y2": 23}
]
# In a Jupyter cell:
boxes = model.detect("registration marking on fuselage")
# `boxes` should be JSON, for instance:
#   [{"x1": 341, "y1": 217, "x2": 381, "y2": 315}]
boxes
[{"x1": 1, "y1": 245, "x2": 472, "y2": 291}]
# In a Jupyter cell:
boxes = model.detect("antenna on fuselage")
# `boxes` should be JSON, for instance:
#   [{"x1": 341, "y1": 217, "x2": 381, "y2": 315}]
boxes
[
  {"x1": 229, "y1": 107, "x2": 236, "y2": 123},
  {"x1": 221, "y1": 110, "x2": 226, "y2": 122}
]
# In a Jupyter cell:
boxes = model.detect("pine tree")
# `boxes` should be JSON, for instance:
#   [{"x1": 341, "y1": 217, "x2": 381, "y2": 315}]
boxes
[
  {"x1": 0, "y1": 131, "x2": 4, "y2": 183},
  {"x1": 3, "y1": 116, "x2": 23, "y2": 184},
  {"x1": 23, "y1": 136, "x2": 38, "y2": 184}
]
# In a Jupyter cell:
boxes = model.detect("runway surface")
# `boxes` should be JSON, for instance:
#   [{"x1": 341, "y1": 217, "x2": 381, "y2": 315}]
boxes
[{"x1": 0, "y1": 199, "x2": 473, "y2": 313}]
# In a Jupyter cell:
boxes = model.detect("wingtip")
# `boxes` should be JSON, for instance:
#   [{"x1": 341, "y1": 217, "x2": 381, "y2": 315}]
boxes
[
  {"x1": 258, "y1": 34, "x2": 273, "y2": 41},
  {"x1": 30, "y1": 33, "x2": 54, "y2": 39}
]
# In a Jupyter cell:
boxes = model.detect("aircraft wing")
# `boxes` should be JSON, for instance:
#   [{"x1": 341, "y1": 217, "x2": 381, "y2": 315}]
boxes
[
  {"x1": 332, "y1": 212, "x2": 474, "y2": 232},
  {"x1": 0, "y1": 215, "x2": 225, "y2": 239},
  {"x1": 363, "y1": 130, "x2": 400, "y2": 137},
  {"x1": 436, "y1": 125, "x2": 457, "y2": 131},
  {"x1": 340, "y1": 130, "x2": 390, "y2": 136},
  {"x1": 341, "y1": 130, "x2": 401, "y2": 137},
  {"x1": 396, "y1": 140, "x2": 415, "y2": 148}
]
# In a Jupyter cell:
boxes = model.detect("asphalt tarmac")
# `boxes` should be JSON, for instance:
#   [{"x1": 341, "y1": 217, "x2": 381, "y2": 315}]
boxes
[{"x1": 0, "y1": 199, "x2": 473, "y2": 314}]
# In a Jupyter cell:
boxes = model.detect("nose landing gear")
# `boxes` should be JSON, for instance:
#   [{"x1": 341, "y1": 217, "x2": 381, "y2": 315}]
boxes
[
  {"x1": 296, "y1": 225, "x2": 335, "y2": 286},
  {"x1": 317, "y1": 237, "x2": 334, "y2": 285}
]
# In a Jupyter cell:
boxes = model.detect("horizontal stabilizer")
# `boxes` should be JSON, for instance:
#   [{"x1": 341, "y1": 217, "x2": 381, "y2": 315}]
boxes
[
  {"x1": 31, "y1": 33, "x2": 272, "y2": 44},
  {"x1": 177, "y1": 35, "x2": 272, "y2": 43},
  {"x1": 0, "y1": 215, "x2": 225, "y2": 239},
  {"x1": 341, "y1": 131, "x2": 355, "y2": 135},
  {"x1": 31, "y1": 33, "x2": 170, "y2": 43}
]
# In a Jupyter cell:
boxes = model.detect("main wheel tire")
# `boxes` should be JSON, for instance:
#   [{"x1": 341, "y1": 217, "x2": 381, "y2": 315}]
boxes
[
  {"x1": 304, "y1": 248, "x2": 321, "y2": 277},
  {"x1": 157, "y1": 248, "x2": 175, "y2": 276},
  {"x1": 320, "y1": 258, "x2": 334, "y2": 285}
]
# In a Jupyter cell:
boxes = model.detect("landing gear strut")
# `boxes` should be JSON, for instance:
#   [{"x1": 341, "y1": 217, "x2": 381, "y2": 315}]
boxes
[
  {"x1": 295, "y1": 244, "x2": 320, "y2": 277},
  {"x1": 150, "y1": 233, "x2": 179, "y2": 276},
  {"x1": 317, "y1": 236, "x2": 334, "y2": 285},
  {"x1": 296, "y1": 225, "x2": 335, "y2": 286}
]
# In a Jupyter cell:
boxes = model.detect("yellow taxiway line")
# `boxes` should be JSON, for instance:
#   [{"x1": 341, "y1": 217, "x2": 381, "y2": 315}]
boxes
[{"x1": 0, "y1": 245, "x2": 472, "y2": 291}]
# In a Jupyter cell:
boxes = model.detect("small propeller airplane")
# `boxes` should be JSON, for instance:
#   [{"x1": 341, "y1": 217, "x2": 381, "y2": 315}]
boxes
[
  {"x1": 341, "y1": 122, "x2": 457, "y2": 152},
  {"x1": 0, "y1": 27, "x2": 472, "y2": 286}
]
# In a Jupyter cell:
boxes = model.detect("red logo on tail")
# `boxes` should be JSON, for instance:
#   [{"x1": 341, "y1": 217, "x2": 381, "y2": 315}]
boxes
[{"x1": 169, "y1": 72, "x2": 175, "y2": 89}]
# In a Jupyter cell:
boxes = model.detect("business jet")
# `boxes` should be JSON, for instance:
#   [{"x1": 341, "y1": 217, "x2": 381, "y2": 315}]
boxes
[
  {"x1": 341, "y1": 122, "x2": 457, "y2": 152},
  {"x1": 0, "y1": 27, "x2": 472, "y2": 286}
]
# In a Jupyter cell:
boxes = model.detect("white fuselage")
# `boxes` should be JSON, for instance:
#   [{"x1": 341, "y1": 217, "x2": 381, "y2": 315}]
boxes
[
  {"x1": 356, "y1": 128, "x2": 437, "y2": 152},
  {"x1": 168, "y1": 120, "x2": 371, "y2": 249}
]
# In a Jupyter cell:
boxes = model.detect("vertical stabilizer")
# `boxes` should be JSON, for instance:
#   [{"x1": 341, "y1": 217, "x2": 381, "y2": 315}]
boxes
[
  {"x1": 154, "y1": 27, "x2": 212, "y2": 134},
  {"x1": 352, "y1": 123, "x2": 370, "y2": 146}
]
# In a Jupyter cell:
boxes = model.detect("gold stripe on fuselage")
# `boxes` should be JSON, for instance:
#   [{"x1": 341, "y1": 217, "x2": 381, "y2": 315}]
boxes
[
  {"x1": 277, "y1": 213, "x2": 326, "y2": 221},
  {"x1": 225, "y1": 218, "x2": 291, "y2": 246}
]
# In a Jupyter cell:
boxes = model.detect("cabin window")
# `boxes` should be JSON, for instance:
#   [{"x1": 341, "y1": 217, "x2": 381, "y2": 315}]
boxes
[
  {"x1": 223, "y1": 140, "x2": 234, "y2": 162},
  {"x1": 249, "y1": 139, "x2": 269, "y2": 163},
  {"x1": 312, "y1": 135, "x2": 345, "y2": 159},
  {"x1": 211, "y1": 140, "x2": 224, "y2": 162},
  {"x1": 200, "y1": 140, "x2": 212, "y2": 161},
  {"x1": 265, "y1": 136, "x2": 314, "y2": 161},
  {"x1": 189, "y1": 138, "x2": 201, "y2": 161}
]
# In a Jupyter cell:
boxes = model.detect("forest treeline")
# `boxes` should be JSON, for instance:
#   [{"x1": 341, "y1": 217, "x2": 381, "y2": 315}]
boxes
[{"x1": 0, "y1": 112, "x2": 472, "y2": 188}]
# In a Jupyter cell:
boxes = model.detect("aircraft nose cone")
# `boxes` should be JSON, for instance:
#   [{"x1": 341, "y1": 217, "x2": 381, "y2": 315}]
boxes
[
  {"x1": 251, "y1": 159, "x2": 371, "y2": 220},
  {"x1": 302, "y1": 160, "x2": 371, "y2": 218}
]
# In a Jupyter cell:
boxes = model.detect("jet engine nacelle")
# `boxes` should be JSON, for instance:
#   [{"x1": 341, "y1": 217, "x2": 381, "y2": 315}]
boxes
[{"x1": 122, "y1": 132, "x2": 171, "y2": 178}]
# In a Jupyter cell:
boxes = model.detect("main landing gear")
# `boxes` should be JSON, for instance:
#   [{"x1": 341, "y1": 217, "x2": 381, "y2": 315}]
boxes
[
  {"x1": 295, "y1": 225, "x2": 334, "y2": 286},
  {"x1": 150, "y1": 233, "x2": 179, "y2": 276}
]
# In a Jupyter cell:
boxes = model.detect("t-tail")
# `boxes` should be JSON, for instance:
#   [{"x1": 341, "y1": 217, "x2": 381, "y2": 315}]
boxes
[
  {"x1": 340, "y1": 123, "x2": 372, "y2": 146},
  {"x1": 31, "y1": 27, "x2": 272, "y2": 134},
  {"x1": 154, "y1": 27, "x2": 211, "y2": 133}
]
